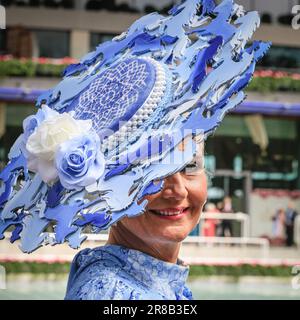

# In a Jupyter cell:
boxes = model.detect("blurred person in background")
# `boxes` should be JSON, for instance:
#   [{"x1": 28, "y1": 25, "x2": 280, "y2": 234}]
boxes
[
  {"x1": 271, "y1": 208, "x2": 286, "y2": 246},
  {"x1": 285, "y1": 202, "x2": 298, "y2": 247},
  {"x1": 203, "y1": 203, "x2": 220, "y2": 237},
  {"x1": 220, "y1": 196, "x2": 234, "y2": 237}
]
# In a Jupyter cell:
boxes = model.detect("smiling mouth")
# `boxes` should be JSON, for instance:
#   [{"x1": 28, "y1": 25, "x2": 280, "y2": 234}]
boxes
[{"x1": 148, "y1": 207, "x2": 190, "y2": 217}]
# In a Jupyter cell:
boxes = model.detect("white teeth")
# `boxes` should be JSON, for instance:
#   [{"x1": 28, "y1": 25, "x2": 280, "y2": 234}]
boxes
[{"x1": 153, "y1": 209, "x2": 185, "y2": 216}]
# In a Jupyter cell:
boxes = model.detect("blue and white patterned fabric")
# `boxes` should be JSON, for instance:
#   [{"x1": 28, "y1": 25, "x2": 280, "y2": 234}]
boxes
[
  {"x1": 0, "y1": 0, "x2": 271, "y2": 253},
  {"x1": 65, "y1": 244, "x2": 193, "y2": 300},
  {"x1": 73, "y1": 58, "x2": 157, "y2": 136}
]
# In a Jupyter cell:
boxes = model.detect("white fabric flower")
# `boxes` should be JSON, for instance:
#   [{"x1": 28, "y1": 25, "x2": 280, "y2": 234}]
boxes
[{"x1": 25, "y1": 105, "x2": 93, "y2": 184}]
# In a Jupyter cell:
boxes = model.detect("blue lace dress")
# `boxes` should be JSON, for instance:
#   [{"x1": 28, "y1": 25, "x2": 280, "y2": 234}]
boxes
[{"x1": 64, "y1": 244, "x2": 193, "y2": 300}]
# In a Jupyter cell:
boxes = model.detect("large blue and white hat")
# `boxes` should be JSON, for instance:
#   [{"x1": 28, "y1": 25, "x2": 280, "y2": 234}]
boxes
[{"x1": 0, "y1": 0, "x2": 271, "y2": 253}]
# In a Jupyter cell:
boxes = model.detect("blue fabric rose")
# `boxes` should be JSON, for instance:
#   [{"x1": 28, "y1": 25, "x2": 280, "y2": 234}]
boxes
[{"x1": 55, "y1": 132, "x2": 105, "y2": 190}]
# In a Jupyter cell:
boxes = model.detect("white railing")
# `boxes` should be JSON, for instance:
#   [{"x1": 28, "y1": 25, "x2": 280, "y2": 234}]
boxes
[
  {"x1": 200, "y1": 211, "x2": 250, "y2": 238},
  {"x1": 85, "y1": 234, "x2": 269, "y2": 259},
  {"x1": 3, "y1": 228, "x2": 270, "y2": 258},
  {"x1": 85, "y1": 212, "x2": 251, "y2": 241},
  {"x1": 183, "y1": 236, "x2": 270, "y2": 258},
  {"x1": 2, "y1": 211, "x2": 267, "y2": 254}
]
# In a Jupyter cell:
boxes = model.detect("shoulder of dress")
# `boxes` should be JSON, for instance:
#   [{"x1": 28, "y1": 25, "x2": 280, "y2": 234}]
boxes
[
  {"x1": 71, "y1": 246, "x2": 125, "y2": 270},
  {"x1": 65, "y1": 263, "x2": 145, "y2": 300}
]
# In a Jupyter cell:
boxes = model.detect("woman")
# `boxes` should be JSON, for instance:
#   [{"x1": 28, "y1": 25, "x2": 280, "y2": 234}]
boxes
[
  {"x1": 203, "y1": 203, "x2": 219, "y2": 237},
  {"x1": 65, "y1": 144, "x2": 207, "y2": 300},
  {"x1": 220, "y1": 196, "x2": 234, "y2": 237},
  {"x1": 0, "y1": 0, "x2": 268, "y2": 301},
  {"x1": 271, "y1": 208, "x2": 286, "y2": 246}
]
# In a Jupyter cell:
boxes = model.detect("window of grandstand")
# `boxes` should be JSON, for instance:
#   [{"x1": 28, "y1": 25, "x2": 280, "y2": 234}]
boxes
[
  {"x1": 0, "y1": 30, "x2": 6, "y2": 55},
  {"x1": 90, "y1": 32, "x2": 117, "y2": 51},
  {"x1": 205, "y1": 116, "x2": 299, "y2": 190},
  {"x1": 257, "y1": 45, "x2": 300, "y2": 70},
  {"x1": 0, "y1": 104, "x2": 36, "y2": 169},
  {"x1": 2, "y1": 0, "x2": 75, "y2": 9},
  {"x1": 32, "y1": 29, "x2": 70, "y2": 58}
]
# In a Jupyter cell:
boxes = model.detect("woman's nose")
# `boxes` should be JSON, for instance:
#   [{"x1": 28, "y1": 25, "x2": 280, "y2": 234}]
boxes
[{"x1": 161, "y1": 173, "x2": 188, "y2": 201}]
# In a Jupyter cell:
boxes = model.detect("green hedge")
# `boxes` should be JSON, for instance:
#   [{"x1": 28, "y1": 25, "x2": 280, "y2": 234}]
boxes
[
  {"x1": 0, "y1": 59, "x2": 68, "y2": 78},
  {"x1": 189, "y1": 264, "x2": 293, "y2": 278},
  {"x1": 0, "y1": 59, "x2": 36, "y2": 77},
  {"x1": 247, "y1": 76, "x2": 300, "y2": 93},
  {"x1": 1, "y1": 59, "x2": 300, "y2": 93},
  {"x1": 0, "y1": 261, "x2": 293, "y2": 277},
  {"x1": 1, "y1": 261, "x2": 71, "y2": 274}
]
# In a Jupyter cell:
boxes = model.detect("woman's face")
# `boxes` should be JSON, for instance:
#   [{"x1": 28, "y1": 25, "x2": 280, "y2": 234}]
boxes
[{"x1": 119, "y1": 144, "x2": 207, "y2": 245}]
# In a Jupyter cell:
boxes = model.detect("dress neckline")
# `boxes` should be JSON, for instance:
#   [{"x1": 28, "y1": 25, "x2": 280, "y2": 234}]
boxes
[{"x1": 101, "y1": 244, "x2": 190, "y2": 297}]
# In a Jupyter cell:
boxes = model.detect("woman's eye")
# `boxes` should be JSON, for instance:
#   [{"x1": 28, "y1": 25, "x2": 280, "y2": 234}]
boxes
[
  {"x1": 181, "y1": 162, "x2": 199, "y2": 174},
  {"x1": 186, "y1": 163, "x2": 197, "y2": 168}
]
